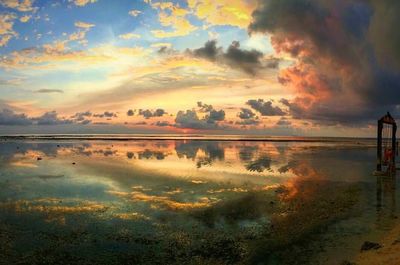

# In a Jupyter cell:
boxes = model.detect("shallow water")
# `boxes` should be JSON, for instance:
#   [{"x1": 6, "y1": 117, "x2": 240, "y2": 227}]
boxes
[{"x1": 0, "y1": 138, "x2": 398, "y2": 264}]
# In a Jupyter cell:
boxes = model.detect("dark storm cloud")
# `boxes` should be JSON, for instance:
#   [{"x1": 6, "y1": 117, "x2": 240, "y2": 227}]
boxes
[
  {"x1": 246, "y1": 99, "x2": 286, "y2": 116},
  {"x1": 71, "y1": 111, "x2": 92, "y2": 121},
  {"x1": 192, "y1": 40, "x2": 222, "y2": 61},
  {"x1": 249, "y1": 0, "x2": 365, "y2": 64},
  {"x1": 206, "y1": 109, "x2": 225, "y2": 123},
  {"x1": 197, "y1": 101, "x2": 213, "y2": 112},
  {"x1": 34, "y1": 89, "x2": 64, "y2": 93},
  {"x1": 369, "y1": 1, "x2": 400, "y2": 70},
  {"x1": 238, "y1": 108, "x2": 256, "y2": 119},
  {"x1": 249, "y1": 0, "x2": 400, "y2": 125},
  {"x1": 175, "y1": 102, "x2": 227, "y2": 129},
  {"x1": 68, "y1": 111, "x2": 92, "y2": 125},
  {"x1": 174, "y1": 108, "x2": 225, "y2": 129},
  {"x1": 104, "y1": 111, "x2": 116, "y2": 118},
  {"x1": 0, "y1": 109, "x2": 32, "y2": 125},
  {"x1": 138, "y1": 109, "x2": 166, "y2": 119},
  {"x1": 175, "y1": 110, "x2": 216, "y2": 129},
  {"x1": 190, "y1": 40, "x2": 278, "y2": 75},
  {"x1": 280, "y1": 98, "x2": 382, "y2": 126},
  {"x1": 157, "y1": 46, "x2": 177, "y2": 55},
  {"x1": 34, "y1": 111, "x2": 73, "y2": 125},
  {"x1": 236, "y1": 108, "x2": 259, "y2": 126},
  {"x1": 196, "y1": 102, "x2": 226, "y2": 123},
  {"x1": 93, "y1": 111, "x2": 117, "y2": 118},
  {"x1": 224, "y1": 41, "x2": 264, "y2": 75}
]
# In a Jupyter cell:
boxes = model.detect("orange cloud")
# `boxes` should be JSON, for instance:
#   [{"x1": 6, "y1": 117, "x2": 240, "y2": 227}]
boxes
[
  {"x1": 0, "y1": 0, "x2": 35, "y2": 12},
  {"x1": 0, "y1": 13, "x2": 17, "y2": 46},
  {"x1": 19, "y1": 15, "x2": 31, "y2": 23}
]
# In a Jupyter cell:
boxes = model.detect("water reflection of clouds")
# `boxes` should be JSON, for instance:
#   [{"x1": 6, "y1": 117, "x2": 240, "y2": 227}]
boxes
[
  {"x1": 2, "y1": 139, "x2": 392, "y2": 265},
  {"x1": 0, "y1": 140, "x2": 378, "y2": 221},
  {"x1": 0, "y1": 198, "x2": 110, "y2": 224},
  {"x1": 1, "y1": 140, "x2": 377, "y2": 186}
]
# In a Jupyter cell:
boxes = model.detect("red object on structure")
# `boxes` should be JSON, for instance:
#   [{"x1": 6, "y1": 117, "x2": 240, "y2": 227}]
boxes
[{"x1": 384, "y1": 148, "x2": 393, "y2": 164}]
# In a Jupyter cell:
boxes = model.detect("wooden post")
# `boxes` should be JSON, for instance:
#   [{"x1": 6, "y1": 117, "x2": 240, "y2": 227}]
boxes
[
  {"x1": 377, "y1": 119, "x2": 383, "y2": 171},
  {"x1": 392, "y1": 123, "x2": 397, "y2": 166}
]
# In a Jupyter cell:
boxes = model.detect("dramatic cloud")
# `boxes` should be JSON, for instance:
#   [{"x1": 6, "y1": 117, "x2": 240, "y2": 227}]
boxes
[
  {"x1": 190, "y1": 40, "x2": 275, "y2": 75},
  {"x1": 249, "y1": 0, "x2": 400, "y2": 125},
  {"x1": 0, "y1": 108, "x2": 32, "y2": 125},
  {"x1": 246, "y1": 99, "x2": 286, "y2": 116}
]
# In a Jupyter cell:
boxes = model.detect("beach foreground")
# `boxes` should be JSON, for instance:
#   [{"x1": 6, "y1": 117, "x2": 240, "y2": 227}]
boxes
[{"x1": 0, "y1": 137, "x2": 399, "y2": 264}]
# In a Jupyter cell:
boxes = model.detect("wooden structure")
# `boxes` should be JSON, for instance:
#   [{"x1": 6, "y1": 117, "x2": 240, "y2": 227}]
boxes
[{"x1": 377, "y1": 112, "x2": 397, "y2": 172}]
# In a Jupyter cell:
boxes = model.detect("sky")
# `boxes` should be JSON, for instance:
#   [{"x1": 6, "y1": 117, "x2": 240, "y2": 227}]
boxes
[{"x1": 0, "y1": 0, "x2": 399, "y2": 136}]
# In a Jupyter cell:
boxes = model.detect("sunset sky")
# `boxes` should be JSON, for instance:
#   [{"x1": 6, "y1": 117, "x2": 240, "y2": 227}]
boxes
[{"x1": 0, "y1": 0, "x2": 399, "y2": 136}]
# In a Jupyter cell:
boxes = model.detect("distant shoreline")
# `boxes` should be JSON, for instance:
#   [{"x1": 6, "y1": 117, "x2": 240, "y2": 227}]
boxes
[{"x1": 0, "y1": 135, "x2": 375, "y2": 143}]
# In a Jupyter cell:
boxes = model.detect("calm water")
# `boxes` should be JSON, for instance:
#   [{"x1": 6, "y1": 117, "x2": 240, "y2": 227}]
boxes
[{"x1": 0, "y1": 137, "x2": 398, "y2": 264}]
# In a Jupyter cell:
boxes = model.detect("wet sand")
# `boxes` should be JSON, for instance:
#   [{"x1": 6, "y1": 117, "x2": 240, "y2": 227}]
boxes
[{"x1": 356, "y1": 223, "x2": 400, "y2": 265}]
